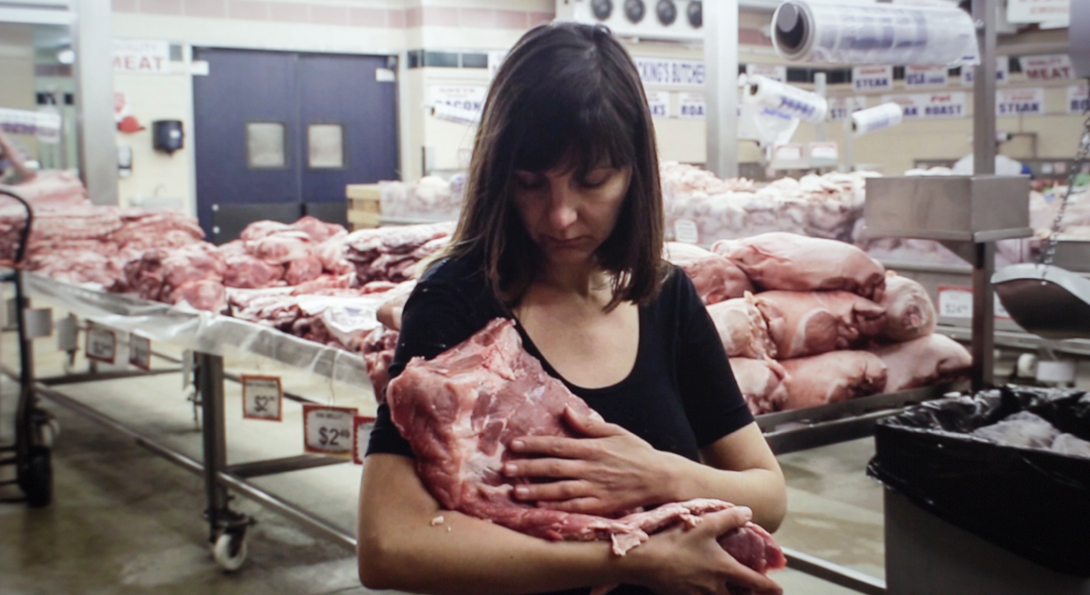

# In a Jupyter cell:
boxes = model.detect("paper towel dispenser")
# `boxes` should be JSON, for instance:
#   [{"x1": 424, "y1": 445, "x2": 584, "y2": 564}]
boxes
[{"x1": 153, "y1": 120, "x2": 184, "y2": 155}]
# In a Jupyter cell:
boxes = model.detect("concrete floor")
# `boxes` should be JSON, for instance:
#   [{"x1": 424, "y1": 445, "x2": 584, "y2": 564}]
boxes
[{"x1": 8, "y1": 320, "x2": 1076, "y2": 594}]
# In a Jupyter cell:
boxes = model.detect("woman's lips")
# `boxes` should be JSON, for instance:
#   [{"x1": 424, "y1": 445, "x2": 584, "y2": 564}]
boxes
[{"x1": 543, "y1": 236, "x2": 587, "y2": 248}]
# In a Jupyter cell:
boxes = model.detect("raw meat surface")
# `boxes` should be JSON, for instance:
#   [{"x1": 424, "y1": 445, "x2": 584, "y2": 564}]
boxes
[
  {"x1": 362, "y1": 326, "x2": 399, "y2": 403},
  {"x1": 284, "y1": 255, "x2": 323, "y2": 286},
  {"x1": 972, "y1": 411, "x2": 1061, "y2": 448},
  {"x1": 866, "y1": 334, "x2": 971, "y2": 393},
  {"x1": 222, "y1": 252, "x2": 284, "y2": 289},
  {"x1": 729, "y1": 358, "x2": 789, "y2": 415},
  {"x1": 706, "y1": 294, "x2": 776, "y2": 359},
  {"x1": 755, "y1": 291, "x2": 885, "y2": 359},
  {"x1": 780, "y1": 351, "x2": 887, "y2": 410},
  {"x1": 250, "y1": 230, "x2": 313, "y2": 264},
  {"x1": 877, "y1": 272, "x2": 936, "y2": 342},
  {"x1": 713, "y1": 233, "x2": 886, "y2": 300},
  {"x1": 664, "y1": 243, "x2": 753, "y2": 305},
  {"x1": 386, "y1": 319, "x2": 784, "y2": 573}
]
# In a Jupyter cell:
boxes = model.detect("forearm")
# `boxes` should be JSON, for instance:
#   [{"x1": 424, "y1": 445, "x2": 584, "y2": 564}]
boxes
[{"x1": 659, "y1": 455, "x2": 786, "y2": 531}]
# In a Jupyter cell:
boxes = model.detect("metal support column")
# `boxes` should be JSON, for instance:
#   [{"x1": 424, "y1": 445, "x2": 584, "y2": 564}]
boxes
[
  {"x1": 970, "y1": 0, "x2": 998, "y2": 391},
  {"x1": 197, "y1": 352, "x2": 229, "y2": 541},
  {"x1": 73, "y1": 0, "x2": 119, "y2": 205},
  {"x1": 13, "y1": 271, "x2": 34, "y2": 473},
  {"x1": 814, "y1": 72, "x2": 828, "y2": 141},
  {"x1": 705, "y1": 0, "x2": 739, "y2": 179}
]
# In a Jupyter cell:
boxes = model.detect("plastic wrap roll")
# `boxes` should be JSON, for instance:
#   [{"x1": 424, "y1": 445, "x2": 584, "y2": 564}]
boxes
[
  {"x1": 851, "y1": 102, "x2": 903, "y2": 136},
  {"x1": 773, "y1": 1, "x2": 980, "y2": 67},
  {"x1": 745, "y1": 75, "x2": 828, "y2": 124}
]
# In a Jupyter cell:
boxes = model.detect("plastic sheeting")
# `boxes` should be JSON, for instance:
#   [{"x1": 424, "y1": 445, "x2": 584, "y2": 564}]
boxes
[{"x1": 25, "y1": 274, "x2": 373, "y2": 387}]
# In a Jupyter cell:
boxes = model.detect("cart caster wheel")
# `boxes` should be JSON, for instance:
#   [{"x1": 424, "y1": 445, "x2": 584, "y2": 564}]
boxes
[
  {"x1": 212, "y1": 528, "x2": 248, "y2": 571},
  {"x1": 38, "y1": 419, "x2": 60, "y2": 448},
  {"x1": 1017, "y1": 353, "x2": 1038, "y2": 378},
  {"x1": 23, "y1": 446, "x2": 52, "y2": 508}
]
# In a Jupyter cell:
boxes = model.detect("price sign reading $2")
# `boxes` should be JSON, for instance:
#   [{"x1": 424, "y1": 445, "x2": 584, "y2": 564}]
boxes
[
  {"x1": 86, "y1": 326, "x2": 117, "y2": 364},
  {"x1": 303, "y1": 404, "x2": 358, "y2": 455},
  {"x1": 242, "y1": 375, "x2": 283, "y2": 421},
  {"x1": 129, "y1": 333, "x2": 151, "y2": 371}
]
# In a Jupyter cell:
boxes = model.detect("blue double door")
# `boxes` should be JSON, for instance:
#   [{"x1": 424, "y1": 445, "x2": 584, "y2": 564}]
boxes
[{"x1": 192, "y1": 48, "x2": 398, "y2": 242}]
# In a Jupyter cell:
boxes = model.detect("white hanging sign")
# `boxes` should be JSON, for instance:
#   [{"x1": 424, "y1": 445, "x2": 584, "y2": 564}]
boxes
[
  {"x1": 1007, "y1": 0, "x2": 1069, "y2": 26},
  {"x1": 827, "y1": 97, "x2": 868, "y2": 122},
  {"x1": 634, "y1": 57, "x2": 705, "y2": 87},
  {"x1": 1020, "y1": 54, "x2": 1074, "y2": 82},
  {"x1": 129, "y1": 333, "x2": 151, "y2": 371},
  {"x1": 678, "y1": 92, "x2": 705, "y2": 119},
  {"x1": 996, "y1": 88, "x2": 1046, "y2": 117},
  {"x1": 904, "y1": 65, "x2": 949, "y2": 88},
  {"x1": 86, "y1": 326, "x2": 117, "y2": 364},
  {"x1": 303, "y1": 404, "x2": 358, "y2": 455},
  {"x1": 428, "y1": 85, "x2": 487, "y2": 113},
  {"x1": 745, "y1": 64, "x2": 787, "y2": 83},
  {"x1": 937, "y1": 286, "x2": 1011, "y2": 319},
  {"x1": 852, "y1": 66, "x2": 893, "y2": 92},
  {"x1": 242, "y1": 375, "x2": 283, "y2": 422},
  {"x1": 962, "y1": 58, "x2": 1009, "y2": 86},
  {"x1": 646, "y1": 90, "x2": 670, "y2": 118},
  {"x1": 1067, "y1": 84, "x2": 1090, "y2": 114},
  {"x1": 487, "y1": 50, "x2": 506, "y2": 79},
  {"x1": 113, "y1": 39, "x2": 170, "y2": 75},
  {"x1": 808, "y1": 142, "x2": 839, "y2": 162},
  {"x1": 352, "y1": 414, "x2": 377, "y2": 465},
  {"x1": 881, "y1": 93, "x2": 967, "y2": 119},
  {"x1": 673, "y1": 218, "x2": 699, "y2": 244}
]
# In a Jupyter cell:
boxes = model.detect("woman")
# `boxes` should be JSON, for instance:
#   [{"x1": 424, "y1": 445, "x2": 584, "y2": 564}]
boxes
[{"x1": 359, "y1": 22, "x2": 786, "y2": 595}]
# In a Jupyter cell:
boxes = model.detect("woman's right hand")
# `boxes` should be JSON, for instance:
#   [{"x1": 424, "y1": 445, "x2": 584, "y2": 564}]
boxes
[{"x1": 622, "y1": 506, "x2": 783, "y2": 595}]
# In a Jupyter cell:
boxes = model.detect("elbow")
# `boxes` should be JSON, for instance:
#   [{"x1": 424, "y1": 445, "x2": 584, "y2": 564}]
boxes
[
  {"x1": 760, "y1": 473, "x2": 788, "y2": 533},
  {"x1": 357, "y1": 530, "x2": 397, "y2": 590}
]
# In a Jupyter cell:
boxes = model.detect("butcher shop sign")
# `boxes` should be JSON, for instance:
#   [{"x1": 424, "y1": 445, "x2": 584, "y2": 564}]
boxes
[
  {"x1": 113, "y1": 39, "x2": 170, "y2": 75},
  {"x1": 881, "y1": 93, "x2": 966, "y2": 119},
  {"x1": 1020, "y1": 54, "x2": 1074, "y2": 81},
  {"x1": 996, "y1": 88, "x2": 1045, "y2": 117},
  {"x1": 852, "y1": 66, "x2": 893, "y2": 92}
]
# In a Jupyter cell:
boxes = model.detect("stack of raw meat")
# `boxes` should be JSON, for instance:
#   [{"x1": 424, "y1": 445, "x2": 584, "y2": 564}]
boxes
[
  {"x1": 680, "y1": 233, "x2": 972, "y2": 415},
  {"x1": 379, "y1": 174, "x2": 465, "y2": 222},
  {"x1": 343, "y1": 222, "x2": 453, "y2": 284},
  {"x1": 218, "y1": 216, "x2": 353, "y2": 289},
  {"x1": 387, "y1": 318, "x2": 786, "y2": 584},
  {"x1": 660, "y1": 162, "x2": 877, "y2": 245}
]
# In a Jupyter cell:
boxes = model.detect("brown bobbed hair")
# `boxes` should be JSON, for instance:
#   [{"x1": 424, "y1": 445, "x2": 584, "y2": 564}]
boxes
[{"x1": 438, "y1": 21, "x2": 666, "y2": 311}]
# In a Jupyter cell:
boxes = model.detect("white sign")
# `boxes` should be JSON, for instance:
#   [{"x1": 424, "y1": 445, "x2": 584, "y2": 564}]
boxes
[
  {"x1": 428, "y1": 85, "x2": 487, "y2": 113},
  {"x1": 1068, "y1": 84, "x2": 1090, "y2": 114},
  {"x1": 487, "y1": 50, "x2": 506, "y2": 79},
  {"x1": 303, "y1": 404, "x2": 358, "y2": 455},
  {"x1": 673, "y1": 218, "x2": 699, "y2": 244},
  {"x1": 773, "y1": 144, "x2": 804, "y2": 162},
  {"x1": 962, "y1": 58, "x2": 1009, "y2": 86},
  {"x1": 853, "y1": 66, "x2": 893, "y2": 92},
  {"x1": 746, "y1": 64, "x2": 787, "y2": 83},
  {"x1": 809, "y1": 142, "x2": 838, "y2": 162},
  {"x1": 938, "y1": 286, "x2": 1011, "y2": 319},
  {"x1": 678, "y1": 92, "x2": 705, "y2": 119},
  {"x1": 129, "y1": 334, "x2": 151, "y2": 371},
  {"x1": 997, "y1": 88, "x2": 1045, "y2": 117},
  {"x1": 904, "y1": 65, "x2": 949, "y2": 88},
  {"x1": 113, "y1": 39, "x2": 170, "y2": 75},
  {"x1": 634, "y1": 57, "x2": 705, "y2": 87},
  {"x1": 352, "y1": 415, "x2": 377, "y2": 465},
  {"x1": 1020, "y1": 54, "x2": 1074, "y2": 82},
  {"x1": 1008, "y1": 0, "x2": 1069, "y2": 26},
  {"x1": 646, "y1": 90, "x2": 670, "y2": 118},
  {"x1": 242, "y1": 375, "x2": 283, "y2": 422},
  {"x1": 828, "y1": 97, "x2": 868, "y2": 121},
  {"x1": 881, "y1": 93, "x2": 967, "y2": 119},
  {"x1": 86, "y1": 327, "x2": 117, "y2": 364}
]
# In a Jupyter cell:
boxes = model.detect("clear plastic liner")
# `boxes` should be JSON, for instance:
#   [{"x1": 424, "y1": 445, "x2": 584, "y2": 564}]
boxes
[
  {"x1": 26, "y1": 274, "x2": 372, "y2": 387},
  {"x1": 772, "y1": 0, "x2": 980, "y2": 67}
]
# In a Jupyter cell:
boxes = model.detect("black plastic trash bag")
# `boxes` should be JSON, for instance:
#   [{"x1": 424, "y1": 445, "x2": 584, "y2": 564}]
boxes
[{"x1": 867, "y1": 385, "x2": 1090, "y2": 576}]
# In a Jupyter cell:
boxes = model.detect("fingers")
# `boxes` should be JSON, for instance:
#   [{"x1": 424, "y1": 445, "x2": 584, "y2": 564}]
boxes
[
  {"x1": 703, "y1": 506, "x2": 753, "y2": 536},
  {"x1": 535, "y1": 497, "x2": 604, "y2": 514},
  {"x1": 508, "y1": 435, "x2": 593, "y2": 458},
  {"x1": 723, "y1": 563, "x2": 782, "y2": 595},
  {"x1": 511, "y1": 480, "x2": 593, "y2": 502},
  {"x1": 503, "y1": 457, "x2": 585, "y2": 480},
  {"x1": 562, "y1": 406, "x2": 624, "y2": 438}
]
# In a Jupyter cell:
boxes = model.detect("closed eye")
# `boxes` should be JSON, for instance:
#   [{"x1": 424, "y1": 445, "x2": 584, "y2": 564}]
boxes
[
  {"x1": 579, "y1": 168, "x2": 617, "y2": 188},
  {"x1": 513, "y1": 171, "x2": 545, "y2": 189}
]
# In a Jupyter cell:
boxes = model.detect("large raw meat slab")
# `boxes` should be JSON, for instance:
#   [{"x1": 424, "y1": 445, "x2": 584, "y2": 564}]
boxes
[
  {"x1": 755, "y1": 290, "x2": 885, "y2": 359},
  {"x1": 706, "y1": 294, "x2": 776, "y2": 359},
  {"x1": 713, "y1": 233, "x2": 886, "y2": 300},
  {"x1": 877, "y1": 272, "x2": 936, "y2": 342},
  {"x1": 780, "y1": 351, "x2": 888, "y2": 410},
  {"x1": 729, "y1": 358, "x2": 789, "y2": 415},
  {"x1": 867, "y1": 334, "x2": 971, "y2": 393},
  {"x1": 386, "y1": 319, "x2": 784, "y2": 574},
  {"x1": 663, "y1": 242, "x2": 753, "y2": 305}
]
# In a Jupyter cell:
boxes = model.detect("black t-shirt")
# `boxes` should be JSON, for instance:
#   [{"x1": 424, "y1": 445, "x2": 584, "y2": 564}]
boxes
[{"x1": 366, "y1": 250, "x2": 753, "y2": 595}]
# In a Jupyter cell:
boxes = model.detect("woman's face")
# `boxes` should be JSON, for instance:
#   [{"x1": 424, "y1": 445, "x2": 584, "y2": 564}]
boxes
[{"x1": 511, "y1": 162, "x2": 632, "y2": 267}]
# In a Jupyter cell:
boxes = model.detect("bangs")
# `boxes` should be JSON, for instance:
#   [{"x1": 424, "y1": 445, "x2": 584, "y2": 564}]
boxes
[{"x1": 509, "y1": 79, "x2": 638, "y2": 177}]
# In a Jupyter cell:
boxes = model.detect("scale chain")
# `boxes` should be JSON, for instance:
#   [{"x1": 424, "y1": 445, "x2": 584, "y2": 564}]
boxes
[{"x1": 1040, "y1": 95, "x2": 1090, "y2": 269}]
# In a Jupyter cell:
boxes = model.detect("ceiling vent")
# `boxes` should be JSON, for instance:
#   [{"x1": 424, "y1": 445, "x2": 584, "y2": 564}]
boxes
[{"x1": 556, "y1": 0, "x2": 704, "y2": 42}]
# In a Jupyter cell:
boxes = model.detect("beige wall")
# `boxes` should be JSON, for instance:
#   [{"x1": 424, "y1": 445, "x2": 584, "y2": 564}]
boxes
[{"x1": 0, "y1": 23, "x2": 40, "y2": 164}]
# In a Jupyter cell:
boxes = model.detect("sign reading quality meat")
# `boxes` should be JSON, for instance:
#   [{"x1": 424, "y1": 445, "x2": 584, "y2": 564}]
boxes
[
  {"x1": 997, "y1": 88, "x2": 1045, "y2": 117},
  {"x1": 881, "y1": 93, "x2": 966, "y2": 119},
  {"x1": 113, "y1": 39, "x2": 170, "y2": 75},
  {"x1": 852, "y1": 66, "x2": 893, "y2": 92},
  {"x1": 1020, "y1": 54, "x2": 1074, "y2": 81}
]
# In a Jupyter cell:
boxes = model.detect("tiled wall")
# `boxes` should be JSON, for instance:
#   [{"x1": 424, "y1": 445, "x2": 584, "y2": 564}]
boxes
[{"x1": 111, "y1": 0, "x2": 553, "y2": 30}]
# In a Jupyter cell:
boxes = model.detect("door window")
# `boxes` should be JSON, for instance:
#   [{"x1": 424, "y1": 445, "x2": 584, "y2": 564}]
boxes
[
  {"x1": 247, "y1": 122, "x2": 287, "y2": 168},
  {"x1": 307, "y1": 123, "x2": 345, "y2": 169}
]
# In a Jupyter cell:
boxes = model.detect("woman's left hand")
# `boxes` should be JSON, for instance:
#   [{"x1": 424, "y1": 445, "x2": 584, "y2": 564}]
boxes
[{"x1": 502, "y1": 406, "x2": 678, "y2": 515}]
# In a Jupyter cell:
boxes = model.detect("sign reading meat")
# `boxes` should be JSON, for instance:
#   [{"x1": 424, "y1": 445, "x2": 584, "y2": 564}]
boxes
[{"x1": 1020, "y1": 54, "x2": 1074, "y2": 81}]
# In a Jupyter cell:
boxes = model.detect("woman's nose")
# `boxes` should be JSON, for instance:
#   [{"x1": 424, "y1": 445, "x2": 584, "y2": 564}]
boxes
[{"x1": 547, "y1": 183, "x2": 578, "y2": 229}]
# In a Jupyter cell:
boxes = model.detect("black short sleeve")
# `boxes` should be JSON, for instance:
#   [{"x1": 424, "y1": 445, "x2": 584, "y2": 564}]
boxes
[{"x1": 671, "y1": 270, "x2": 754, "y2": 447}]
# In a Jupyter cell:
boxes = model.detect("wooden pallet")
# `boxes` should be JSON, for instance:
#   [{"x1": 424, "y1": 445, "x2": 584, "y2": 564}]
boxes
[{"x1": 346, "y1": 184, "x2": 380, "y2": 229}]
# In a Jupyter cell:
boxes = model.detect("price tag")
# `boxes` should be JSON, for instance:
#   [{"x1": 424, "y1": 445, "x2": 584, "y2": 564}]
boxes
[
  {"x1": 129, "y1": 333, "x2": 151, "y2": 370},
  {"x1": 673, "y1": 219, "x2": 699, "y2": 244},
  {"x1": 57, "y1": 314, "x2": 78, "y2": 352},
  {"x1": 303, "y1": 404, "x2": 358, "y2": 455},
  {"x1": 938, "y1": 286, "x2": 1012, "y2": 320},
  {"x1": 85, "y1": 326, "x2": 117, "y2": 364},
  {"x1": 242, "y1": 375, "x2": 283, "y2": 421},
  {"x1": 352, "y1": 415, "x2": 377, "y2": 465}
]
